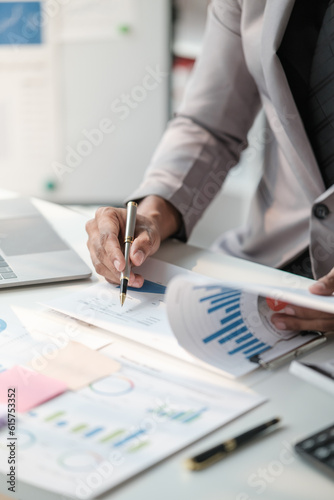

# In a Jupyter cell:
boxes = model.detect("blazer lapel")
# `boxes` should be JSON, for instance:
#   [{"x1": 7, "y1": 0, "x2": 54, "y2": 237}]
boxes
[{"x1": 261, "y1": 0, "x2": 325, "y2": 199}]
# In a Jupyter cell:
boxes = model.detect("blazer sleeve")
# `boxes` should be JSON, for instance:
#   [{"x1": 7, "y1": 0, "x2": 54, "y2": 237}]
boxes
[{"x1": 127, "y1": 0, "x2": 262, "y2": 239}]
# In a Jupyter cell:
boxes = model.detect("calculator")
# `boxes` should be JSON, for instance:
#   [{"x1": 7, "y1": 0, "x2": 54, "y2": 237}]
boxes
[{"x1": 295, "y1": 423, "x2": 334, "y2": 476}]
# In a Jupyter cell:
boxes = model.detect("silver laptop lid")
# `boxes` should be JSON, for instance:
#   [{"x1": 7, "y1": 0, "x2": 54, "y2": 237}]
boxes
[{"x1": 0, "y1": 198, "x2": 92, "y2": 288}]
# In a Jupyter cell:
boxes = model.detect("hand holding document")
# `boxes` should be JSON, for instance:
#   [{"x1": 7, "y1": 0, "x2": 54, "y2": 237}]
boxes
[
  {"x1": 44, "y1": 258, "x2": 333, "y2": 378},
  {"x1": 165, "y1": 276, "x2": 326, "y2": 377}
]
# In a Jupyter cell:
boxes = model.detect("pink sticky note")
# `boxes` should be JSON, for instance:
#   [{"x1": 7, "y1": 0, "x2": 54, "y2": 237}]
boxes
[{"x1": 0, "y1": 366, "x2": 67, "y2": 413}]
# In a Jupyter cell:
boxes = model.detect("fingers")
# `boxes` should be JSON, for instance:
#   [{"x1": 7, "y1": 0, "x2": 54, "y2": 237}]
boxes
[
  {"x1": 274, "y1": 267, "x2": 334, "y2": 332},
  {"x1": 276, "y1": 304, "x2": 334, "y2": 320},
  {"x1": 271, "y1": 304, "x2": 334, "y2": 332},
  {"x1": 106, "y1": 272, "x2": 144, "y2": 288},
  {"x1": 95, "y1": 207, "x2": 125, "y2": 272},
  {"x1": 85, "y1": 208, "x2": 126, "y2": 284},
  {"x1": 271, "y1": 313, "x2": 334, "y2": 332},
  {"x1": 86, "y1": 218, "x2": 117, "y2": 280},
  {"x1": 130, "y1": 272, "x2": 145, "y2": 288},
  {"x1": 130, "y1": 218, "x2": 161, "y2": 267},
  {"x1": 85, "y1": 207, "x2": 161, "y2": 286},
  {"x1": 309, "y1": 268, "x2": 334, "y2": 295}
]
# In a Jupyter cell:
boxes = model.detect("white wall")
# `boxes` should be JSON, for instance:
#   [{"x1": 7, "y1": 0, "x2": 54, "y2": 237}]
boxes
[{"x1": 0, "y1": 0, "x2": 171, "y2": 205}]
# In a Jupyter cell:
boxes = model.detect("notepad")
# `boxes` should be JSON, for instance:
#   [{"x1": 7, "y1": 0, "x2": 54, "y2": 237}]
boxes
[
  {"x1": 0, "y1": 366, "x2": 67, "y2": 412},
  {"x1": 29, "y1": 341, "x2": 121, "y2": 390}
]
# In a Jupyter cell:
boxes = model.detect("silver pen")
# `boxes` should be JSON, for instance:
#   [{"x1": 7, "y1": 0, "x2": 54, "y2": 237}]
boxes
[{"x1": 120, "y1": 201, "x2": 137, "y2": 306}]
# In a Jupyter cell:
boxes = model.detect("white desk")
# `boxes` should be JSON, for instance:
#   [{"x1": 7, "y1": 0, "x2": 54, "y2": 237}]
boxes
[{"x1": 0, "y1": 197, "x2": 334, "y2": 500}]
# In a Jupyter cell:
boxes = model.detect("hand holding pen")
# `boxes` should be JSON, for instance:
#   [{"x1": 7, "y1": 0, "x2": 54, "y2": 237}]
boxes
[
  {"x1": 120, "y1": 201, "x2": 138, "y2": 306},
  {"x1": 85, "y1": 196, "x2": 181, "y2": 288}
]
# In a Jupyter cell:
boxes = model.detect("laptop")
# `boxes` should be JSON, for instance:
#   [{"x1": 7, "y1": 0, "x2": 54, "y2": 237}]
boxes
[{"x1": 0, "y1": 198, "x2": 92, "y2": 288}]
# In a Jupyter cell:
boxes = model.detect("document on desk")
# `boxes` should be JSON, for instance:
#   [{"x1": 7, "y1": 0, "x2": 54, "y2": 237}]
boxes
[
  {"x1": 44, "y1": 258, "x2": 332, "y2": 378},
  {"x1": 166, "y1": 276, "x2": 324, "y2": 377},
  {"x1": 0, "y1": 305, "x2": 46, "y2": 371},
  {"x1": 0, "y1": 306, "x2": 119, "y2": 390},
  {"x1": 0, "y1": 348, "x2": 265, "y2": 498},
  {"x1": 44, "y1": 259, "x2": 196, "y2": 362}
]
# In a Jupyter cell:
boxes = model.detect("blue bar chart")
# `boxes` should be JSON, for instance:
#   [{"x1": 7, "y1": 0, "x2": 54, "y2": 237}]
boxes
[{"x1": 196, "y1": 285, "x2": 272, "y2": 360}]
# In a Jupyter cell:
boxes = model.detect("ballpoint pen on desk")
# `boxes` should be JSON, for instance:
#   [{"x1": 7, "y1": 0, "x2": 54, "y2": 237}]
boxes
[
  {"x1": 185, "y1": 417, "x2": 281, "y2": 471},
  {"x1": 120, "y1": 201, "x2": 138, "y2": 307}
]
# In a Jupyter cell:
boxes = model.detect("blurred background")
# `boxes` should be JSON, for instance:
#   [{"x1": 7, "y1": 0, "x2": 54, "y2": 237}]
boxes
[{"x1": 0, "y1": 0, "x2": 263, "y2": 249}]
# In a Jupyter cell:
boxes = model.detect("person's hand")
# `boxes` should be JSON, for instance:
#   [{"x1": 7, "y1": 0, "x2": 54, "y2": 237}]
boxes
[
  {"x1": 271, "y1": 268, "x2": 334, "y2": 333},
  {"x1": 85, "y1": 195, "x2": 181, "y2": 286},
  {"x1": 86, "y1": 207, "x2": 160, "y2": 287}
]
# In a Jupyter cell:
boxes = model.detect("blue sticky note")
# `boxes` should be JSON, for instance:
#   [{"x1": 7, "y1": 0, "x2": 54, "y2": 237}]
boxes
[{"x1": 0, "y1": 2, "x2": 42, "y2": 45}]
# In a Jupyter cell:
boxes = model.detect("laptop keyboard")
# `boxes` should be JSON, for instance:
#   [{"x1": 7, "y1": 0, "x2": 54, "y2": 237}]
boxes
[{"x1": 0, "y1": 255, "x2": 17, "y2": 280}]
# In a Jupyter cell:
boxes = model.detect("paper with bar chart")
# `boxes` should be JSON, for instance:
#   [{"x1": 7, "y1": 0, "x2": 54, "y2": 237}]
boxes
[
  {"x1": 0, "y1": 353, "x2": 264, "y2": 498},
  {"x1": 44, "y1": 258, "x2": 328, "y2": 377},
  {"x1": 166, "y1": 277, "x2": 319, "y2": 377}
]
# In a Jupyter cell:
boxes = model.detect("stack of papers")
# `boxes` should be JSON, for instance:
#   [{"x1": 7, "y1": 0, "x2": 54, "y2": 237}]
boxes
[
  {"x1": 44, "y1": 259, "x2": 331, "y2": 377},
  {"x1": 0, "y1": 306, "x2": 265, "y2": 498},
  {"x1": 2, "y1": 257, "x2": 333, "y2": 497}
]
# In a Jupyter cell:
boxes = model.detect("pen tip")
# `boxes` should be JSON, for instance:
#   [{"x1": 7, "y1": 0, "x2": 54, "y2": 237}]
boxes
[{"x1": 120, "y1": 293, "x2": 126, "y2": 307}]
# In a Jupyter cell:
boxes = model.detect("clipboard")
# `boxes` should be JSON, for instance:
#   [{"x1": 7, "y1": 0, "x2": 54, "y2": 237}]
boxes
[{"x1": 249, "y1": 332, "x2": 327, "y2": 369}]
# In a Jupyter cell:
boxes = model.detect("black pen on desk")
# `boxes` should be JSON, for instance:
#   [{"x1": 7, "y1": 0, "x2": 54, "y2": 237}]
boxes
[
  {"x1": 185, "y1": 417, "x2": 281, "y2": 471},
  {"x1": 120, "y1": 201, "x2": 137, "y2": 307}
]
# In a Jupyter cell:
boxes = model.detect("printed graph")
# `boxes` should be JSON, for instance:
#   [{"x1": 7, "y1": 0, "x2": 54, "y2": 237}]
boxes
[
  {"x1": 89, "y1": 374, "x2": 134, "y2": 396},
  {"x1": 28, "y1": 407, "x2": 150, "y2": 453},
  {"x1": 17, "y1": 429, "x2": 36, "y2": 449},
  {"x1": 58, "y1": 450, "x2": 104, "y2": 471},
  {"x1": 147, "y1": 404, "x2": 207, "y2": 424},
  {"x1": 196, "y1": 285, "x2": 272, "y2": 359}
]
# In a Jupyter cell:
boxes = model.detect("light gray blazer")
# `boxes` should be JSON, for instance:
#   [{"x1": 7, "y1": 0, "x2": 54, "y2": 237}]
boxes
[{"x1": 129, "y1": 0, "x2": 334, "y2": 279}]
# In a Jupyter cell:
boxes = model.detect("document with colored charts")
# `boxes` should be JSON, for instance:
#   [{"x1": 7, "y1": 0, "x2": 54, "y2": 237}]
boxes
[
  {"x1": 0, "y1": 346, "x2": 265, "y2": 499},
  {"x1": 44, "y1": 258, "x2": 332, "y2": 378},
  {"x1": 165, "y1": 276, "x2": 325, "y2": 377}
]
